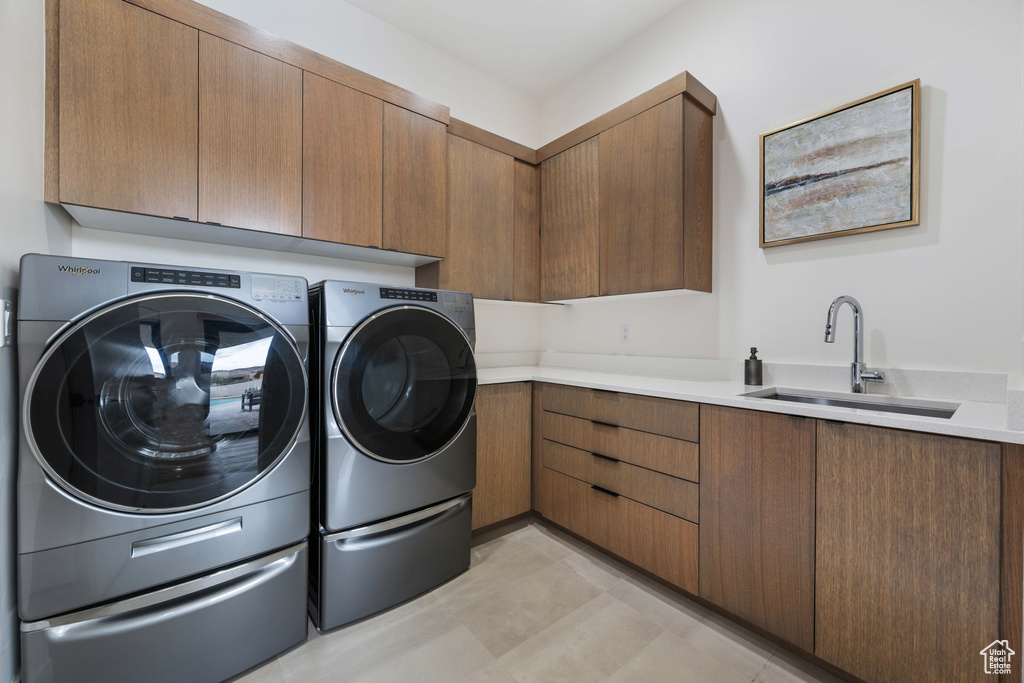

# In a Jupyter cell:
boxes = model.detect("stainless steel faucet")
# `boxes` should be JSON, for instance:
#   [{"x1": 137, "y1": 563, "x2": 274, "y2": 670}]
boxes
[{"x1": 824, "y1": 295, "x2": 885, "y2": 393}]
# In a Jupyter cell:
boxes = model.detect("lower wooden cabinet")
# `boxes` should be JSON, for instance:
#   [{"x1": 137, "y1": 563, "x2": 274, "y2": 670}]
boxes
[
  {"x1": 472, "y1": 383, "x2": 532, "y2": 530},
  {"x1": 698, "y1": 405, "x2": 815, "y2": 652},
  {"x1": 540, "y1": 467, "x2": 698, "y2": 593},
  {"x1": 816, "y1": 421, "x2": 1001, "y2": 683}
]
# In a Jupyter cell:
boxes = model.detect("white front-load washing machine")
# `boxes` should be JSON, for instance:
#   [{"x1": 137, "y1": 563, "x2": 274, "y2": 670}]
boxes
[
  {"x1": 17, "y1": 254, "x2": 311, "y2": 683},
  {"x1": 309, "y1": 281, "x2": 477, "y2": 631}
]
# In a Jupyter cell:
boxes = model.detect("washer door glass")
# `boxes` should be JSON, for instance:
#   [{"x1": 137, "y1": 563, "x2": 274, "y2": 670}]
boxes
[
  {"x1": 333, "y1": 306, "x2": 476, "y2": 463},
  {"x1": 26, "y1": 293, "x2": 306, "y2": 512}
]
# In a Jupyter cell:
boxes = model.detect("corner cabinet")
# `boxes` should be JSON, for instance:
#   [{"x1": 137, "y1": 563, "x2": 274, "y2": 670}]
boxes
[
  {"x1": 539, "y1": 88, "x2": 715, "y2": 301},
  {"x1": 472, "y1": 383, "x2": 532, "y2": 530},
  {"x1": 59, "y1": 0, "x2": 199, "y2": 220},
  {"x1": 540, "y1": 139, "x2": 600, "y2": 301}
]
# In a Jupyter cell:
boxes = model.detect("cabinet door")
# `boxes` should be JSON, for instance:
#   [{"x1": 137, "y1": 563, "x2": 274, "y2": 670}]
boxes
[
  {"x1": 816, "y1": 422, "x2": 1001, "y2": 683},
  {"x1": 699, "y1": 405, "x2": 815, "y2": 651},
  {"x1": 440, "y1": 136, "x2": 515, "y2": 300},
  {"x1": 473, "y1": 383, "x2": 532, "y2": 530},
  {"x1": 513, "y1": 161, "x2": 540, "y2": 302},
  {"x1": 199, "y1": 34, "x2": 301, "y2": 235},
  {"x1": 540, "y1": 138, "x2": 599, "y2": 301},
  {"x1": 599, "y1": 96, "x2": 683, "y2": 296},
  {"x1": 59, "y1": 0, "x2": 198, "y2": 219},
  {"x1": 383, "y1": 103, "x2": 447, "y2": 257},
  {"x1": 302, "y1": 72, "x2": 383, "y2": 247}
]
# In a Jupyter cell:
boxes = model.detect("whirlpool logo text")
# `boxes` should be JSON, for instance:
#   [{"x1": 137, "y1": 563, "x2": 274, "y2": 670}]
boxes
[
  {"x1": 343, "y1": 288, "x2": 365, "y2": 296},
  {"x1": 56, "y1": 265, "x2": 101, "y2": 275}
]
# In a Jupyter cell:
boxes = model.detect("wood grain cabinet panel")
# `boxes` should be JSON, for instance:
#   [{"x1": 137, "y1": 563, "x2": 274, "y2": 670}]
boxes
[
  {"x1": 383, "y1": 103, "x2": 447, "y2": 257},
  {"x1": 540, "y1": 467, "x2": 698, "y2": 594},
  {"x1": 418, "y1": 136, "x2": 514, "y2": 300},
  {"x1": 698, "y1": 405, "x2": 815, "y2": 652},
  {"x1": 513, "y1": 161, "x2": 541, "y2": 302},
  {"x1": 540, "y1": 138, "x2": 600, "y2": 301},
  {"x1": 599, "y1": 96, "x2": 683, "y2": 296},
  {"x1": 199, "y1": 33, "x2": 301, "y2": 235},
  {"x1": 543, "y1": 439, "x2": 699, "y2": 523},
  {"x1": 473, "y1": 383, "x2": 531, "y2": 530},
  {"x1": 302, "y1": 72, "x2": 383, "y2": 247},
  {"x1": 541, "y1": 411, "x2": 699, "y2": 483},
  {"x1": 599, "y1": 95, "x2": 712, "y2": 295},
  {"x1": 816, "y1": 422, "x2": 1001, "y2": 683},
  {"x1": 59, "y1": 0, "x2": 198, "y2": 219},
  {"x1": 542, "y1": 383, "x2": 699, "y2": 442},
  {"x1": 531, "y1": 383, "x2": 545, "y2": 515}
]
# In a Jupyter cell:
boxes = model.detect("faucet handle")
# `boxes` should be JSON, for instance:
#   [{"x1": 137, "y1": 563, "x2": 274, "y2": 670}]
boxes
[{"x1": 861, "y1": 370, "x2": 885, "y2": 383}]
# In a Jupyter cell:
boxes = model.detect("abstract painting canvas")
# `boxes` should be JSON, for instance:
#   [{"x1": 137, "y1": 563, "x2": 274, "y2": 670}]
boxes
[{"x1": 760, "y1": 80, "x2": 920, "y2": 247}]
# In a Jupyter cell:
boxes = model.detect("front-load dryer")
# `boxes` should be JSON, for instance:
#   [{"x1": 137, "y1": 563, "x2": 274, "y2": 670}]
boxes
[
  {"x1": 17, "y1": 254, "x2": 311, "y2": 683},
  {"x1": 309, "y1": 281, "x2": 477, "y2": 631}
]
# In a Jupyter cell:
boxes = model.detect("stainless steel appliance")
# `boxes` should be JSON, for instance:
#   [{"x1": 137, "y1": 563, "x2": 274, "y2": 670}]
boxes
[
  {"x1": 17, "y1": 254, "x2": 311, "y2": 683},
  {"x1": 309, "y1": 281, "x2": 477, "y2": 631}
]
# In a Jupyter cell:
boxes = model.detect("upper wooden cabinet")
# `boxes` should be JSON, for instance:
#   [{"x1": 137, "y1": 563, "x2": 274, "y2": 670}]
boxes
[
  {"x1": 600, "y1": 95, "x2": 711, "y2": 295},
  {"x1": 302, "y1": 72, "x2": 383, "y2": 247},
  {"x1": 540, "y1": 138, "x2": 600, "y2": 301},
  {"x1": 417, "y1": 136, "x2": 542, "y2": 301},
  {"x1": 473, "y1": 383, "x2": 532, "y2": 530},
  {"x1": 199, "y1": 33, "x2": 301, "y2": 236},
  {"x1": 383, "y1": 103, "x2": 447, "y2": 257},
  {"x1": 59, "y1": 0, "x2": 198, "y2": 220},
  {"x1": 539, "y1": 84, "x2": 715, "y2": 301},
  {"x1": 816, "y1": 422, "x2": 1001, "y2": 683},
  {"x1": 698, "y1": 406, "x2": 815, "y2": 652},
  {"x1": 418, "y1": 135, "x2": 514, "y2": 300},
  {"x1": 513, "y1": 161, "x2": 541, "y2": 302}
]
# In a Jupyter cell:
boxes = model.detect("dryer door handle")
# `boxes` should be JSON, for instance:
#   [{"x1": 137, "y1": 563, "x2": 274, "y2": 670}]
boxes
[{"x1": 130, "y1": 517, "x2": 243, "y2": 558}]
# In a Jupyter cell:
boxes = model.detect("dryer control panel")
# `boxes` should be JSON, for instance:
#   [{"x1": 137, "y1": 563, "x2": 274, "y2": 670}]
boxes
[{"x1": 380, "y1": 287, "x2": 438, "y2": 302}]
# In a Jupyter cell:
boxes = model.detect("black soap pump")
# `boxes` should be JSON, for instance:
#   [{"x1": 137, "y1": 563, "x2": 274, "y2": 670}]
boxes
[{"x1": 745, "y1": 347, "x2": 763, "y2": 386}]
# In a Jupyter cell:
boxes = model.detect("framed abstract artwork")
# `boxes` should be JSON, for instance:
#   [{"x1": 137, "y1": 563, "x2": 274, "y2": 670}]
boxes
[{"x1": 760, "y1": 80, "x2": 920, "y2": 247}]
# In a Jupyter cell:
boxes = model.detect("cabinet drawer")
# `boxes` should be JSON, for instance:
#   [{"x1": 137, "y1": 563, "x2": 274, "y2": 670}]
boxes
[
  {"x1": 542, "y1": 383, "x2": 699, "y2": 442},
  {"x1": 540, "y1": 467, "x2": 698, "y2": 593},
  {"x1": 542, "y1": 411, "x2": 699, "y2": 482},
  {"x1": 543, "y1": 439, "x2": 698, "y2": 523}
]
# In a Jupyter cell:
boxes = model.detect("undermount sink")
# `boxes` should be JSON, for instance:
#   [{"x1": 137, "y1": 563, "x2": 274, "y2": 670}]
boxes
[{"x1": 741, "y1": 387, "x2": 960, "y2": 420}]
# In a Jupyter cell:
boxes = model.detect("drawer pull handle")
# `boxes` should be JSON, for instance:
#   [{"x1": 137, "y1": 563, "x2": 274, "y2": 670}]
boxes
[
  {"x1": 823, "y1": 419, "x2": 845, "y2": 426},
  {"x1": 591, "y1": 452, "x2": 620, "y2": 463},
  {"x1": 591, "y1": 420, "x2": 618, "y2": 429},
  {"x1": 788, "y1": 415, "x2": 807, "y2": 420},
  {"x1": 593, "y1": 389, "x2": 619, "y2": 395},
  {"x1": 591, "y1": 485, "x2": 620, "y2": 498}
]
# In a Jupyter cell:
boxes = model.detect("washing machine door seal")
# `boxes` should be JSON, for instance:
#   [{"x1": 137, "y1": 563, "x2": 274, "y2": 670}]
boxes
[
  {"x1": 24, "y1": 292, "x2": 307, "y2": 513},
  {"x1": 331, "y1": 305, "x2": 476, "y2": 464}
]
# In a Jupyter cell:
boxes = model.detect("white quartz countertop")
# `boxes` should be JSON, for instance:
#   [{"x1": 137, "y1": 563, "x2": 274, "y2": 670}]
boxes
[{"x1": 478, "y1": 365, "x2": 1024, "y2": 445}]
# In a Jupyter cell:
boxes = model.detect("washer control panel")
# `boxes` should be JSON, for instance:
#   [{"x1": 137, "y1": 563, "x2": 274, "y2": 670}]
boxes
[
  {"x1": 131, "y1": 266, "x2": 240, "y2": 289},
  {"x1": 380, "y1": 287, "x2": 438, "y2": 302},
  {"x1": 251, "y1": 275, "x2": 304, "y2": 302}
]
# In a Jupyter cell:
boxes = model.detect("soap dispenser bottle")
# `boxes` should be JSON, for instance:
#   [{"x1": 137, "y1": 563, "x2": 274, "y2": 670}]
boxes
[{"x1": 745, "y1": 347, "x2": 763, "y2": 386}]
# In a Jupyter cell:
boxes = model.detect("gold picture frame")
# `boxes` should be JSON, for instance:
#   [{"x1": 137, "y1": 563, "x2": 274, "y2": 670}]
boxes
[{"x1": 759, "y1": 79, "x2": 921, "y2": 248}]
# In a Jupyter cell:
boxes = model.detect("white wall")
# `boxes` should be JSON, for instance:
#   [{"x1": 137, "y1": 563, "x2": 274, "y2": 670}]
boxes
[
  {"x1": 0, "y1": 0, "x2": 74, "y2": 678},
  {"x1": 191, "y1": 0, "x2": 541, "y2": 147},
  {"x1": 538, "y1": 0, "x2": 1024, "y2": 374}
]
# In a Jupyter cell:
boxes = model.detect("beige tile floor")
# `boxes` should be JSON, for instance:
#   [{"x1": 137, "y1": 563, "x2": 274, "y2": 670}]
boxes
[{"x1": 233, "y1": 519, "x2": 844, "y2": 683}]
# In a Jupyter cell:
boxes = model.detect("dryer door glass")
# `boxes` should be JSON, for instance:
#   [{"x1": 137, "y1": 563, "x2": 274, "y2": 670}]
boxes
[
  {"x1": 333, "y1": 306, "x2": 476, "y2": 463},
  {"x1": 26, "y1": 293, "x2": 306, "y2": 512}
]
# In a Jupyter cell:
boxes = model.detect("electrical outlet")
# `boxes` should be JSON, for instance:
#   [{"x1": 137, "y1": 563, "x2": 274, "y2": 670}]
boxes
[{"x1": 620, "y1": 323, "x2": 631, "y2": 344}]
